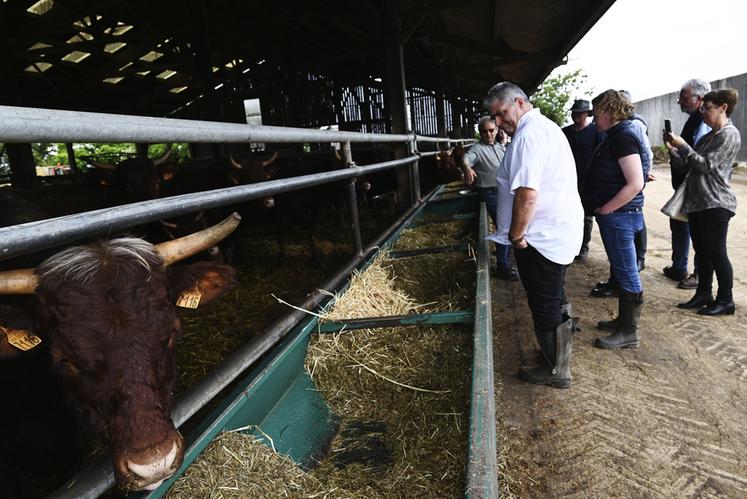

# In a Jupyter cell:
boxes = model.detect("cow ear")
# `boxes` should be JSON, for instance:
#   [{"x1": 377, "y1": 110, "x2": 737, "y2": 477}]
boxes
[{"x1": 169, "y1": 262, "x2": 236, "y2": 307}]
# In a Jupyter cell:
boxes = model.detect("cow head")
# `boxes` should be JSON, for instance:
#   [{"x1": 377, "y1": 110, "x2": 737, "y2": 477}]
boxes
[
  {"x1": 0, "y1": 213, "x2": 240, "y2": 491},
  {"x1": 435, "y1": 148, "x2": 462, "y2": 183},
  {"x1": 89, "y1": 145, "x2": 173, "y2": 202},
  {"x1": 228, "y1": 151, "x2": 279, "y2": 209}
]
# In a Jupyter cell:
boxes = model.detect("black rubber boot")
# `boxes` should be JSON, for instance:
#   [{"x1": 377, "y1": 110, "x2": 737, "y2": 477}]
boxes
[
  {"x1": 594, "y1": 291, "x2": 641, "y2": 349},
  {"x1": 596, "y1": 296, "x2": 623, "y2": 331},
  {"x1": 519, "y1": 319, "x2": 573, "y2": 389},
  {"x1": 560, "y1": 302, "x2": 581, "y2": 334}
]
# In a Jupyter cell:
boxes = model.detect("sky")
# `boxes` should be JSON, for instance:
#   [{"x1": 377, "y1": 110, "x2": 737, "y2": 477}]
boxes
[{"x1": 548, "y1": 0, "x2": 747, "y2": 103}]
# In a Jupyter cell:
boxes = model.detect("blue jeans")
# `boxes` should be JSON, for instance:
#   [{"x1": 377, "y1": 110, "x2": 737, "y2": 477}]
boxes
[
  {"x1": 477, "y1": 187, "x2": 511, "y2": 269},
  {"x1": 596, "y1": 210, "x2": 644, "y2": 293},
  {"x1": 670, "y1": 218, "x2": 694, "y2": 275}
]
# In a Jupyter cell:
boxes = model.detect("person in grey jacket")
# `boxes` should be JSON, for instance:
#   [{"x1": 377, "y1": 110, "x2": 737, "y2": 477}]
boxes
[{"x1": 665, "y1": 88, "x2": 741, "y2": 316}]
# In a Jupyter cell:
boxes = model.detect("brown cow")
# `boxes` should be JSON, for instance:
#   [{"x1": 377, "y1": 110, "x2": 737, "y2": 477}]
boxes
[{"x1": 0, "y1": 213, "x2": 240, "y2": 492}]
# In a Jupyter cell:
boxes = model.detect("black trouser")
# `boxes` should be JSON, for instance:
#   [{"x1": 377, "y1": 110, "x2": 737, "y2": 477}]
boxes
[
  {"x1": 689, "y1": 208, "x2": 734, "y2": 301},
  {"x1": 580, "y1": 215, "x2": 594, "y2": 254},
  {"x1": 514, "y1": 244, "x2": 568, "y2": 332}
]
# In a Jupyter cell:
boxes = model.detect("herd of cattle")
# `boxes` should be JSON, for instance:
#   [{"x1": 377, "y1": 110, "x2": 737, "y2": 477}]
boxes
[{"x1": 0, "y1": 144, "x2": 464, "y2": 495}]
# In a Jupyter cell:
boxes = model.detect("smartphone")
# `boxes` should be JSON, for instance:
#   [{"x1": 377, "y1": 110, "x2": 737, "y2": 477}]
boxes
[{"x1": 664, "y1": 118, "x2": 672, "y2": 134}]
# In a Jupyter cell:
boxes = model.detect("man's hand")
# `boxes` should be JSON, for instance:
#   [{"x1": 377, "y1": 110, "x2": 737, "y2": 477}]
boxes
[{"x1": 463, "y1": 167, "x2": 476, "y2": 185}]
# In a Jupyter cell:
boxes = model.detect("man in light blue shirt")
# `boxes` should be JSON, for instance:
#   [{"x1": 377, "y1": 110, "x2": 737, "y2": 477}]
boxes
[{"x1": 462, "y1": 116, "x2": 517, "y2": 280}]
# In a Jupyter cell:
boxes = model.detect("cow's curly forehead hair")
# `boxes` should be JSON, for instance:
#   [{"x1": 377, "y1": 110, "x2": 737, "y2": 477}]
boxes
[{"x1": 38, "y1": 238, "x2": 161, "y2": 285}]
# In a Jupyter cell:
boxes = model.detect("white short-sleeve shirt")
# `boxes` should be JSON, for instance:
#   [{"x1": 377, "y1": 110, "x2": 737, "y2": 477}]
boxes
[{"x1": 489, "y1": 108, "x2": 584, "y2": 265}]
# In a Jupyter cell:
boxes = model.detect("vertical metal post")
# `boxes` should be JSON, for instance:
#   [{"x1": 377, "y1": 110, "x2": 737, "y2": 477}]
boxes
[
  {"x1": 65, "y1": 143, "x2": 77, "y2": 176},
  {"x1": 341, "y1": 141, "x2": 363, "y2": 256},
  {"x1": 408, "y1": 137, "x2": 421, "y2": 202},
  {"x1": 6, "y1": 143, "x2": 37, "y2": 189}
]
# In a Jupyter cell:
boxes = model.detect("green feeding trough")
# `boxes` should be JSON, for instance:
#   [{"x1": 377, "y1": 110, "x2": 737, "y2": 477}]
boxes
[{"x1": 142, "y1": 185, "x2": 497, "y2": 498}]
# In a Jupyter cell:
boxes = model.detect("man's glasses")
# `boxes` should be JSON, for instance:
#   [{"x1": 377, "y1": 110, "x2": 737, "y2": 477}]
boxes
[{"x1": 677, "y1": 94, "x2": 697, "y2": 104}]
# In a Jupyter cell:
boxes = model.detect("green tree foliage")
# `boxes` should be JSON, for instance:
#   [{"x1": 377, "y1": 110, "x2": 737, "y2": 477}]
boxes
[
  {"x1": 19, "y1": 143, "x2": 191, "y2": 172},
  {"x1": 531, "y1": 69, "x2": 592, "y2": 126}
]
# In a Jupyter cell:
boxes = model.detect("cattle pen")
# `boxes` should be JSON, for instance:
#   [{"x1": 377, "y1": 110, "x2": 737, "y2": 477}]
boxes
[{"x1": 0, "y1": 107, "x2": 499, "y2": 498}]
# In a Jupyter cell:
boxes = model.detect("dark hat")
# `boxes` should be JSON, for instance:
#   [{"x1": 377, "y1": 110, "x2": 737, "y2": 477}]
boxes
[{"x1": 570, "y1": 99, "x2": 592, "y2": 114}]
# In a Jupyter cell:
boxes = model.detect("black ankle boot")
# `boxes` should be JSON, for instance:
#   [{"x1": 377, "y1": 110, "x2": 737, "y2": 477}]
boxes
[
  {"x1": 677, "y1": 294, "x2": 713, "y2": 309},
  {"x1": 697, "y1": 300, "x2": 735, "y2": 316}
]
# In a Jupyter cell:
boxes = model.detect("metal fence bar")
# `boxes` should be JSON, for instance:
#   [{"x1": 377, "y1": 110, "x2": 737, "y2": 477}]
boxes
[
  {"x1": 0, "y1": 157, "x2": 415, "y2": 261},
  {"x1": 0, "y1": 105, "x2": 472, "y2": 145},
  {"x1": 466, "y1": 202, "x2": 498, "y2": 498}
]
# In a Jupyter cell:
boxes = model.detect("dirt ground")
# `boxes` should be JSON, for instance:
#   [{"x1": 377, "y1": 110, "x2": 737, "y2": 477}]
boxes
[{"x1": 492, "y1": 164, "x2": 747, "y2": 498}]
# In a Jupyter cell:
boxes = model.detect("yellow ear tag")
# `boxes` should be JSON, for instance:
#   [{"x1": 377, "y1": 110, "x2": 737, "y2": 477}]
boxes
[
  {"x1": 176, "y1": 287, "x2": 202, "y2": 309},
  {"x1": 1, "y1": 325, "x2": 42, "y2": 351}
]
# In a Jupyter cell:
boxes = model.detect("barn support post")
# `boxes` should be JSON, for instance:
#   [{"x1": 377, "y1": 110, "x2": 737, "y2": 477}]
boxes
[
  {"x1": 340, "y1": 141, "x2": 363, "y2": 256},
  {"x1": 384, "y1": 0, "x2": 413, "y2": 207},
  {"x1": 408, "y1": 137, "x2": 421, "y2": 202},
  {"x1": 65, "y1": 142, "x2": 77, "y2": 176},
  {"x1": 436, "y1": 80, "x2": 447, "y2": 138},
  {"x1": 6, "y1": 143, "x2": 37, "y2": 189},
  {"x1": 452, "y1": 95, "x2": 464, "y2": 138}
]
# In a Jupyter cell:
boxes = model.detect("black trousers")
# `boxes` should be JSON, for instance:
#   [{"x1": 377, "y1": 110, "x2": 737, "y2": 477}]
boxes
[
  {"x1": 689, "y1": 208, "x2": 734, "y2": 301},
  {"x1": 514, "y1": 244, "x2": 568, "y2": 332}
]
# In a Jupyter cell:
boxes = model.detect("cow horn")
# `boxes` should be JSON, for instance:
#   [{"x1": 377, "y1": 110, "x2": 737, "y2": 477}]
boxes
[
  {"x1": 0, "y1": 268, "x2": 38, "y2": 295},
  {"x1": 153, "y1": 144, "x2": 173, "y2": 166},
  {"x1": 154, "y1": 212, "x2": 241, "y2": 266},
  {"x1": 229, "y1": 155, "x2": 242, "y2": 170},
  {"x1": 262, "y1": 151, "x2": 278, "y2": 168}
]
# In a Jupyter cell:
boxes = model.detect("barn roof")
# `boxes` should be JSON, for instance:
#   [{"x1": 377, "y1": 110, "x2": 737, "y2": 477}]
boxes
[{"x1": 0, "y1": 0, "x2": 614, "y2": 120}]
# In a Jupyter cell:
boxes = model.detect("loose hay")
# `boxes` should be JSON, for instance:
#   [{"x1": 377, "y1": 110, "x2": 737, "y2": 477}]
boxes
[
  {"x1": 387, "y1": 252, "x2": 475, "y2": 312},
  {"x1": 166, "y1": 431, "x2": 361, "y2": 498},
  {"x1": 394, "y1": 219, "x2": 475, "y2": 251},
  {"x1": 306, "y1": 324, "x2": 471, "y2": 496},
  {"x1": 319, "y1": 250, "x2": 420, "y2": 322},
  {"x1": 306, "y1": 229, "x2": 474, "y2": 496}
]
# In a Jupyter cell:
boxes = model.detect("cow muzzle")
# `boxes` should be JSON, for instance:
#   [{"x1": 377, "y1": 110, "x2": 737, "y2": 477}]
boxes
[{"x1": 116, "y1": 432, "x2": 184, "y2": 491}]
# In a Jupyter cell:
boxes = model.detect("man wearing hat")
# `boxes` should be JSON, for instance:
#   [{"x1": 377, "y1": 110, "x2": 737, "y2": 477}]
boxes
[{"x1": 562, "y1": 99, "x2": 603, "y2": 262}]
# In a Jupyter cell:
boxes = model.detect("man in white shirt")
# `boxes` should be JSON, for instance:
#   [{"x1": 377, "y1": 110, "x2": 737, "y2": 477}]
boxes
[{"x1": 484, "y1": 81, "x2": 584, "y2": 389}]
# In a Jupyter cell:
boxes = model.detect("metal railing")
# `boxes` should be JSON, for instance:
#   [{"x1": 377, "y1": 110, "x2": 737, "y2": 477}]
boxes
[{"x1": 0, "y1": 105, "x2": 472, "y2": 261}]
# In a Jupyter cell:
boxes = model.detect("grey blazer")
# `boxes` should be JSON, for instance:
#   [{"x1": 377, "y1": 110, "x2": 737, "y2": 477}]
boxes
[{"x1": 670, "y1": 121, "x2": 741, "y2": 214}]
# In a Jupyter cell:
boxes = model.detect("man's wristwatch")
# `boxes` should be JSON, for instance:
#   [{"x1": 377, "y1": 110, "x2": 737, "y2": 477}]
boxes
[{"x1": 510, "y1": 235, "x2": 525, "y2": 245}]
